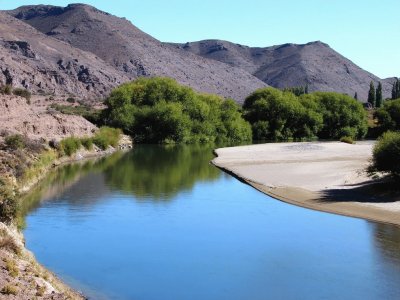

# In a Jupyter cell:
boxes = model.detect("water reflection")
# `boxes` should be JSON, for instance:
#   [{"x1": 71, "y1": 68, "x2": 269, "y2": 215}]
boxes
[
  {"x1": 372, "y1": 223, "x2": 400, "y2": 268},
  {"x1": 20, "y1": 144, "x2": 221, "y2": 220},
  {"x1": 103, "y1": 144, "x2": 220, "y2": 200}
]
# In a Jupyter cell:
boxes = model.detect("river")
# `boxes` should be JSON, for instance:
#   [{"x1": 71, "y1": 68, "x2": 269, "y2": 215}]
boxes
[{"x1": 22, "y1": 145, "x2": 400, "y2": 300}]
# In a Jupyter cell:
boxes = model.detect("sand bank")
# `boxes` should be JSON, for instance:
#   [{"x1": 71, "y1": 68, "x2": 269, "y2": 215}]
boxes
[{"x1": 212, "y1": 141, "x2": 400, "y2": 226}]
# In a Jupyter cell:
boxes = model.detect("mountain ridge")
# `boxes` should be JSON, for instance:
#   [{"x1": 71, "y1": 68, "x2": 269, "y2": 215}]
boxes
[{"x1": 2, "y1": 3, "x2": 396, "y2": 103}]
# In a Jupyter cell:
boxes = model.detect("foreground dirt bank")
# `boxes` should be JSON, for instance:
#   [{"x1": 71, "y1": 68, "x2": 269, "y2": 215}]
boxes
[{"x1": 212, "y1": 141, "x2": 400, "y2": 227}]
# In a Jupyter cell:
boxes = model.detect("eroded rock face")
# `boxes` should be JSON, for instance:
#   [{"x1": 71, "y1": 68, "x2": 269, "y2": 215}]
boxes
[{"x1": 0, "y1": 95, "x2": 97, "y2": 141}]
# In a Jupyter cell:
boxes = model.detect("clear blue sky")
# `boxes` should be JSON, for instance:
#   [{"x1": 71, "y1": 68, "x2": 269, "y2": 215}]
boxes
[{"x1": 1, "y1": 0, "x2": 399, "y2": 78}]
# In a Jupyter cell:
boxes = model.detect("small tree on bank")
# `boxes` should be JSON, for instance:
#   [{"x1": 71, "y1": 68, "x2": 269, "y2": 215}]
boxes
[
  {"x1": 376, "y1": 82, "x2": 383, "y2": 108},
  {"x1": 368, "y1": 81, "x2": 376, "y2": 107}
]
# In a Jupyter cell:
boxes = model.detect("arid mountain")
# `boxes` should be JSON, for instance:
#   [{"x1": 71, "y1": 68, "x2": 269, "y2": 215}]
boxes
[
  {"x1": 0, "y1": 11, "x2": 129, "y2": 99},
  {"x1": 7, "y1": 4, "x2": 266, "y2": 103},
  {"x1": 2, "y1": 4, "x2": 396, "y2": 103},
  {"x1": 171, "y1": 39, "x2": 393, "y2": 101}
]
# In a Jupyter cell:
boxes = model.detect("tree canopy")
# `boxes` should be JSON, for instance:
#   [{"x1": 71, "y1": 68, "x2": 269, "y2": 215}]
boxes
[
  {"x1": 103, "y1": 77, "x2": 252, "y2": 144},
  {"x1": 243, "y1": 88, "x2": 367, "y2": 141}
]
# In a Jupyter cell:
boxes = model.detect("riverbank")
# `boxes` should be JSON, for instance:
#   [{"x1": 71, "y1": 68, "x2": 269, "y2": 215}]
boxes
[
  {"x1": 0, "y1": 136, "x2": 132, "y2": 299},
  {"x1": 212, "y1": 141, "x2": 400, "y2": 226}
]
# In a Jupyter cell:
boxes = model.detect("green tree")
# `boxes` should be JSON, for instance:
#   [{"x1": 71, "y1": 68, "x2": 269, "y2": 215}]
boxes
[
  {"x1": 103, "y1": 77, "x2": 251, "y2": 144},
  {"x1": 243, "y1": 88, "x2": 322, "y2": 141},
  {"x1": 372, "y1": 131, "x2": 400, "y2": 177},
  {"x1": 376, "y1": 82, "x2": 383, "y2": 108},
  {"x1": 368, "y1": 81, "x2": 376, "y2": 107},
  {"x1": 354, "y1": 92, "x2": 358, "y2": 100},
  {"x1": 374, "y1": 99, "x2": 400, "y2": 132}
]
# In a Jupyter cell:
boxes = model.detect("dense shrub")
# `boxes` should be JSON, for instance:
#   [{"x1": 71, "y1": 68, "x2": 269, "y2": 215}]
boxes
[
  {"x1": 59, "y1": 137, "x2": 81, "y2": 156},
  {"x1": 66, "y1": 97, "x2": 76, "y2": 103},
  {"x1": 243, "y1": 88, "x2": 322, "y2": 141},
  {"x1": 243, "y1": 88, "x2": 367, "y2": 141},
  {"x1": 12, "y1": 88, "x2": 31, "y2": 102},
  {"x1": 372, "y1": 131, "x2": 400, "y2": 176},
  {"x1": 374, "y1": 99, "x2": 400, "y2": 132},
  {"x1": 5, "y1": 134, "x2": 25, "y2": 150},
  {"x1": 300, "y1": 92, "x2": 368, "y2": 139},
  {"x1": 92, "y1": 127, "x2": 122, "y2": 150},
  {"x1": 103, "y1": 77, "x2": 251, "y2": 144}
]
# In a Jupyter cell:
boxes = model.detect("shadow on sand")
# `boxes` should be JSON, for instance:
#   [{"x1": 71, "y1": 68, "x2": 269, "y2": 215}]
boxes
[{"x1": 319, "y1": 177, "x2": 400, "y2": 204}]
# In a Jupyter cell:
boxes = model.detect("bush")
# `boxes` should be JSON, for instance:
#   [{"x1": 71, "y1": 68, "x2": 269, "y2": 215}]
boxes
[
  {"x1": 340, "y1": 136, "x2": 354, "y2": 144},
  {"x1": 301, "y1": 92, "x2": 368, "y2": 140},
  {"x1": 5, "y1": 134, "x2": 25, "y2": 150},
  {"x1": 1, "y1": 285, "x2": 18, "y2": 296},
  {"x1": 92, "y1": 127, "x2": 121, "y2": 150},
  {"x1": 59, "y1": 137, "x2": 81, "y2": 156},
  {"x1": 372, "y1": 131, "x2": 400, "y2": 176},
  {"x1": 13, "y1": 88, "x2": 31, "y2": 102},
  {"x1": 243, "y1": 88, "x2": 322, "y2": 141},
  {"x1": 375, "y1": 99, "x2": 400, "y2": 132},
  {"x1": 0, "y1": 178, "x2": 17, "y2": 223},
  {"x1": 81, "y1": 137, "x2": 94, "y2": 150},
  {"x1": 0, "y1": 85, "x2": 12, "y2": 95},
  {"x1": 66, "y1": 97, "x2": 76, "y2": 103},
  {"x1": 103, "y1": 77, "x2": 251, "y2": 144}
]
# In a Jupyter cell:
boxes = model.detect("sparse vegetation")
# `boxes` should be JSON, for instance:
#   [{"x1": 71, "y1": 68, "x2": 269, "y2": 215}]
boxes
[
  {"x1": 5, "y1": 258, "x2": 19, "y2": 278},
  {"x1": 340, "y1": 136, "x2": 354, "y2": 144},
  {"x1": 5, "y1": 134, "x2": 26, "y2": 150},
  {"x1": 0, "y1": 177, "x2": 17, "y2": 223},
  {"x1": 0, "y1": 85, "x2": 12, "y2": 95},
  {"x1": 372, "y1": 131, "x2": 400, "y2": 177},
  {"x1": 49, "y1": 103, "x2": 102, "y2": 124},
  {"x1": 1, "y1": 284, "x2": 18, "y2": 295},
  {"x1": 103, "y1": 77, "x2": 251, "y2": 144},
  {"x1": 13, "y1": 88, "x2": 32, "y2": 102}
]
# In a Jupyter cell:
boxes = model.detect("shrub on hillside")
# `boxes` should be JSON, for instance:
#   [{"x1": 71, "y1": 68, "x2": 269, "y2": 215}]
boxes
[
  {"x1": 0, "y1": 178, "x2": 17, "y2": 223},
  {"x1": 372, "y1": 131, "x2": 400, "y2": 177},
  {"x1": 0, "y1": 85, "x2": 12, "y2": 95},
  {"x1": 103, "y1": 77, "x2": 251, "y2": 144},
  {"x1": 92, "y1": 127, "x2": 121, "y2": 150},
  {"x1": 13, "y1": 88, "x2": 31, "y2": 102},
  {"x1": 5, "y1": 134, "x2": 26, "y2": 150},
  {"x1": 59, "y1": 137, "x2": 81, "y2": 156}
]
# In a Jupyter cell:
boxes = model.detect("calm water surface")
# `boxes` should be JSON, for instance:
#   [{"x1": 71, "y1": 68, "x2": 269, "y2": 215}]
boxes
[{"x1": 23, "y1": 145, "x2": 400, "y2": 300}]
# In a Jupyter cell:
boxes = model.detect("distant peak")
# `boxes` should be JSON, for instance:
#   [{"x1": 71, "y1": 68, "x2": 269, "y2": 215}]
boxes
[{"x1": 305, "y1": 41, "x2": 330, "y2": 47}]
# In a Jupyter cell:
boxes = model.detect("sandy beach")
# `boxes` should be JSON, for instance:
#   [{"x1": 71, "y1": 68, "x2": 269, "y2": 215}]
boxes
[{"x1": 212, "y1": 141, "x2": 400, "y2": 226}]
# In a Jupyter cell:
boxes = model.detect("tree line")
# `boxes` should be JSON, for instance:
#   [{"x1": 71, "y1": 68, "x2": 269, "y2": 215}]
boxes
[{"x1": 102, "y1": 77, "x2": 368, "y2": 144}]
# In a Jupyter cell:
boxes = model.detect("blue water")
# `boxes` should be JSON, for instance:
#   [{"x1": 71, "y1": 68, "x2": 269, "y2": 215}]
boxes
[{"x1": 23, "y1": 145, "x2": 400, "y2": 300}]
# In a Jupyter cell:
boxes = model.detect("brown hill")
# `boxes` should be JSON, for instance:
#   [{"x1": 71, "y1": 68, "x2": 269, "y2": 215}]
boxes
[
  {"x1": 8, "y1": 4, "x2": 266, "y2": 103},
  {"x1": 0, "y1": 11, "x2": 129, "y2": 99},
  {"x1": 170, "y1": 39, "x2": 393, "y2": 101}
]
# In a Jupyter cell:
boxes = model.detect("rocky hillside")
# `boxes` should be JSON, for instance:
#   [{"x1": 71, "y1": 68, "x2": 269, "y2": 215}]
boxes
[
  {"x1": 0, "y1": 12, "x2": 129, "y2": 99},
  {"x1": 171, "y1": 40, "x2": 394, "y2": 101},
  {"x1": 0, "y1": 94, "x2": 97, "y2": 141},
  {"x1": 1, "y1": 3, "x2": 396, "y2": 103},
  {"x1": 6, "y1": 4, "x2": 266, "y2": 103}
]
